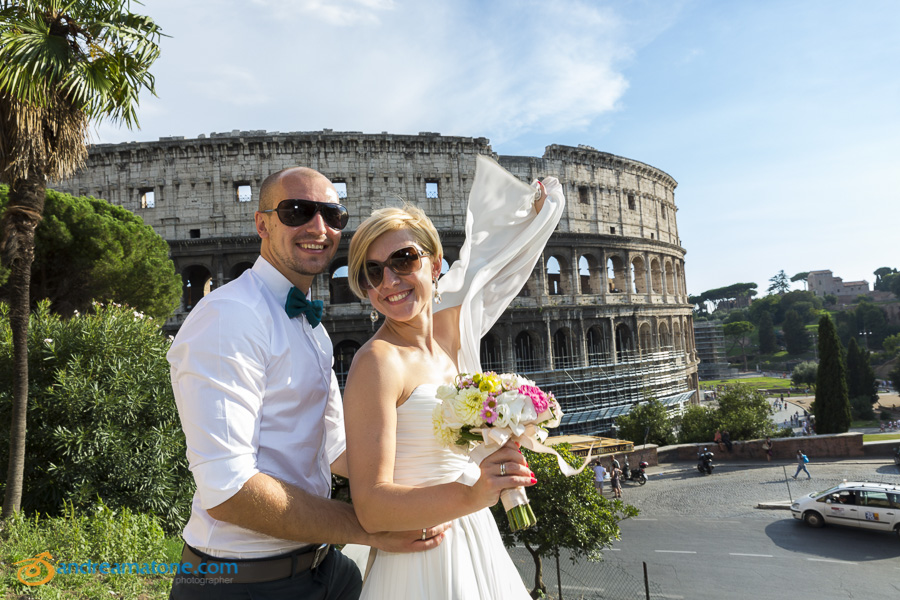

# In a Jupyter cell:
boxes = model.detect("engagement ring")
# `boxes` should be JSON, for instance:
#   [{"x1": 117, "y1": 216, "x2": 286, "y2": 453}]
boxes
[
  {"x1": 421, "y1": 529, "x2": 427, "y2": 541},
  {"x1": 500, "y1": 463, "x2": 507, "y2": 476}
]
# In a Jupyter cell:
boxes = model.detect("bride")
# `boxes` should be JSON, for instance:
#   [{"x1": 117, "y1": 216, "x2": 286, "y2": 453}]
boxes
[{"x1": 342, "y1": 155, "x2": 565, "y2": 599}]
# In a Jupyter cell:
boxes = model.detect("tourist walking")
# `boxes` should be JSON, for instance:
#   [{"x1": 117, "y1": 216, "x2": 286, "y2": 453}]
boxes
[
  {"x1": 592, "y1": 460, "x2": 607, "y2": 496},
  {"x1": 792, "y1": 450, "x2": 811, "y2": 479}
]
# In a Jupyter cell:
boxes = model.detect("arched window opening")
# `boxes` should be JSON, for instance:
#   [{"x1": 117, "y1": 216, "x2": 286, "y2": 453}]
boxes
[
  {"x1": 631, "y1": 256, "x2": 646, "y2": 294},
  {"x1": 547, "y1": 256, "x2": 562, "y2": 295},
  {"x1": 330, "y1": 260, "x2": 358, "y2": 304},
  {"x1": 229, "y1": 262, "x2": 253, "y2": 282},
  {"x1": 515, "y1": 331, "x2": 539, "y2": 373},
  {"x1": 615, "y1": 324, "x2": 633, "y2": 362},
  {"x1": 552, "y1": 329, "x2": 578, "y2": 369},
  {"x1": 579, "y1": 256, "x2": 591, "y2": 294},
  {"x1": 586, "y1": 325, "x2": 612, "y2": 365},
  {"x1": 481, "y1": 334, "x2": 503, "y2": 373},
  {"x1": 658, "y1": 322, "x2": 672, "y2": 350},
  {"x1": 650, "y1": 258, "x2": 662, "y2": 294},
  {"x1": 333, "y1": 341, "x2": 361, "y2": 390},
  {"x1": 639, "y1": 323, "x2": 653, "y2": 354},
  {"x1": 664, "y1": 260, "x2": 675, "y2": 296},
  {"x1": 182, "y1": 265, "x2": 212, "y2": 311},
  {"x1": 607, "y1": 256, "x2": 626, "y2": 293}
]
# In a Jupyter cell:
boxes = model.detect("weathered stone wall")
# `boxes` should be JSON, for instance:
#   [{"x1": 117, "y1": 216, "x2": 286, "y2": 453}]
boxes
[
  {"x1": 658, "y1": 433, "x2": 866, "y2": 463},
  {"x1": 55, "y1": 130, "x2": 699, "y2": 436}
]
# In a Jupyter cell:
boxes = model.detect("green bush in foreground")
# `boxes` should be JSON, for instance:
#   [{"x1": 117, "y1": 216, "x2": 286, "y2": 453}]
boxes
[
  {"x1": 0, "y1": 503, "x2": 179, "y2": 599},
  {"x1": 0, "y1": 301, "x2": 193, "y2": 533}
]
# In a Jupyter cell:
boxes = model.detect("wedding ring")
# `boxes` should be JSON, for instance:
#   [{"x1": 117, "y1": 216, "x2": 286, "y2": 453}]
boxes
[
  {"x1": 421, "y1": 528, "x2": 427, "y2": 541},
  {"x1": 500, "y1": 462, "x2": 507, "y2": 477}
]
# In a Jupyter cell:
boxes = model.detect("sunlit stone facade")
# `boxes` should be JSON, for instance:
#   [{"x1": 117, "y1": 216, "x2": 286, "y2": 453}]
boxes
[{"x1": 56, "y1": 130, "x2": 699, "y2": 435}]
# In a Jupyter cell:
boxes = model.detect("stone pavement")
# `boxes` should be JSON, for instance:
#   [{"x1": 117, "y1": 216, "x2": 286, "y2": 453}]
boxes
[{"x1": 610, "y1": 456, "x2": 900, "y2": 519}]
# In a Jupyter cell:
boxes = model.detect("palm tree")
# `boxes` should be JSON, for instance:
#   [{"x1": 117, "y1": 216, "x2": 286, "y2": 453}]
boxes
[{"x1": 0, "y1": 0, "x2": 162, "y2": 517}]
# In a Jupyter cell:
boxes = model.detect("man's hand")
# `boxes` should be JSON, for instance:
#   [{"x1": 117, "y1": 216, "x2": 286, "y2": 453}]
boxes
[{"x1": 369, "y1": 522, "x2": 452, "y2": 553}]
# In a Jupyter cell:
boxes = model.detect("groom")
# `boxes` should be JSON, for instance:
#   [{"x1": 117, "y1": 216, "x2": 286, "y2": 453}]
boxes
[{"x1": 168, "y1": 167, "x2": 448, "y2": 599}]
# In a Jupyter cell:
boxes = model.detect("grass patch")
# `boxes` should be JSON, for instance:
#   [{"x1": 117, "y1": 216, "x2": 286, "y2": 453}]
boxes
[
  {"x1": 852, "y1": 420, "x2": 880, "y2": 428},
  {"x1": 863, "y1": 433, "x2": 900, "y2": 442},
  {"x1": 700, "y1": 376, "x2": 794, "y2": 391},
  {"x1": 0, "y1": 503, "x2": 179, "y2": 599}
]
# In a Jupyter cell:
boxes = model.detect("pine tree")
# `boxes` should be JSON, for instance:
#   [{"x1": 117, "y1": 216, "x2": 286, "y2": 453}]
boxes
[
  {"x1": 758, "y1": 311, "x2": 777, "y2": 354},
  {"x1": 814, "y1": 315, "x2": 851, "y2": 434}
]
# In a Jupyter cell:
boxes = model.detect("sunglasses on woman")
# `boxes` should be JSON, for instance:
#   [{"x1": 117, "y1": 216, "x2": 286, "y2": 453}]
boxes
[
  {"x1": 359, "y1": 246, "x2": 430, "y2": 290},
  {"x1": 260, "y1": 199, "x2": 350, "y2": 231}
]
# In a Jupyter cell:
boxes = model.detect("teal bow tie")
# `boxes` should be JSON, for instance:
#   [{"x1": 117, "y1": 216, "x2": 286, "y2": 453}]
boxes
[{"x1": 285, "y1": 287, "x2": 323, "y2": 328}]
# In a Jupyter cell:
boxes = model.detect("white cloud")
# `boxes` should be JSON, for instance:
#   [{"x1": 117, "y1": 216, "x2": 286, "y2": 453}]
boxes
[{"x1": 250, "y1": 0, "x2": 396, "y2": 26}]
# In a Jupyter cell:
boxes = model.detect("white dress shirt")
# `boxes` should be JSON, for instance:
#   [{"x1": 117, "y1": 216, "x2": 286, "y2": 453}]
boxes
[{"x1": 168, "y1": 256, "x2": 346, "y2": 558}]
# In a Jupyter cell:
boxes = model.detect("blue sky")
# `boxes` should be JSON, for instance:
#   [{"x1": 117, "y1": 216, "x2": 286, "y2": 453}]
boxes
[{"x1": 101, "y1": 0, "x2": 899, "y2": 296}]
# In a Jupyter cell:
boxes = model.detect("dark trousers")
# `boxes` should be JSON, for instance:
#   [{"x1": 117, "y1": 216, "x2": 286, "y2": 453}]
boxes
[{"x1": 169, "y1": 547, "x2": 362, "y2": 600}]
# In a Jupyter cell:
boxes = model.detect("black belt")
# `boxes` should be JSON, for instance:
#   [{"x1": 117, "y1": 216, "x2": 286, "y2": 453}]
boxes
[{"x1": 180, "y1": 543, "x2": 331, "y2": 584}]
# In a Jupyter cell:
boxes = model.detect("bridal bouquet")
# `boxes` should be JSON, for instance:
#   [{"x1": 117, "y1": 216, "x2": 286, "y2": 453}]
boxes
[{"x1": 432, "y1": 372, "x2": 583, "y2": 531}]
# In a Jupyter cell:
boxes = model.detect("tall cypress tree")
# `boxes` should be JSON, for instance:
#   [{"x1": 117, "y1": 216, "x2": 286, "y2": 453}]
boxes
[
  {"x1": 758, "y1": 311, "x2": 777, "y2": 354},
  {"x1": 847, "y1": 337, "x2": 878, "y2": 403},
  {"x1": 814, "y1": 315, "x2": 851, "y2": 433},
  {"x1": 846, "y1": 338, "x2": 862, "y2": 399}
]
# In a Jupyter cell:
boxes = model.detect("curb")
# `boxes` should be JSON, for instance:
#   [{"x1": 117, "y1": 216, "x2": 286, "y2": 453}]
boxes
[{"x1": 755, "y1": 502, "x2": 792, "y2": 510}]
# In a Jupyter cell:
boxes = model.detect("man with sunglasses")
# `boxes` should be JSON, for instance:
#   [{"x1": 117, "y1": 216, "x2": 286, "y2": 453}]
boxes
[{"x1": 168, "y1": 167, "x2": 448, "y2": 599}]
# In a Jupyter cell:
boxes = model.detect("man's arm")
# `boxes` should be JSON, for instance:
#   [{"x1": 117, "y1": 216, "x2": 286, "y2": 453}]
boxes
[{"x1": 206, "y1": 472, "x2": 449, "y2": 552}]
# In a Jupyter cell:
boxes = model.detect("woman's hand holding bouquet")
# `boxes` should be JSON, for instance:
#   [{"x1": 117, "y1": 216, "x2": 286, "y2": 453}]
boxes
[{"x1": 432, "y1": 372, "x2": 590, "y2": 530}]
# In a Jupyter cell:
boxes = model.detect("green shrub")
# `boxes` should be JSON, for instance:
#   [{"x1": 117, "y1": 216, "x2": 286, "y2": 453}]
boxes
[
  {"x1": 850, "y1": 396, "x2": 876, "y2": 421},
  {"x1": 0, "y1": 502, "x2": 179, "y2": 598},
  {"x1": 0, "y1": 301, "x2": 192, "y2": 533}
]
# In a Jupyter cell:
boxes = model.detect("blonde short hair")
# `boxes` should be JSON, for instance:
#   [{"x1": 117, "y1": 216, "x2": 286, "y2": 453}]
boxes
[{"x1": 348, "y1": 204, "x2": 442, "y2": 299}]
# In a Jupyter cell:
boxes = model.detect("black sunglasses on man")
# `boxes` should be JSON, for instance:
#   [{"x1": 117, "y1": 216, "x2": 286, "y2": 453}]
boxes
[{"x1": 260, "y1": 199, "x2": 350, "y2": 231}]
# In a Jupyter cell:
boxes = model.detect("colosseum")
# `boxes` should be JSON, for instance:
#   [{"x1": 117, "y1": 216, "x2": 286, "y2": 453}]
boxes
[{"x1": 56, "y1": 130, "x2": 700, "y2": 436}]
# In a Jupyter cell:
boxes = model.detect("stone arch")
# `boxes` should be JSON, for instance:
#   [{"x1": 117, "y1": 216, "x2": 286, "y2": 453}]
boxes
[
  {"x1": 673, "y1": 320, "x2": 683, "y2": 351},
  {"x1": 586, "y1": 323, "x2": 612, "y2": 365},
  {"x1": 607, "y1": 255, "x2": 627, "y2": 293},
  {"x1": 514, "y1": 330, "x2": 542, "y2": 373},
  {"x1": 658, "y1": 321, "x2": 672, "y2": 350},
  {"x1": 650, "y1": 257, "x2": 663, "y2": 294},
  {"x1": 333, "y1": 340, "x2": 361, "y2": 389},
  {"x1": 182, "y1": 264, "x2": 212, "y2": 311},
  {"x1": 631, "y1": 255, "x2": 646, "y2": 294},
  {"x1": 546, "y1": 255, "x2": 570, "y2": 296},
  {"x1": 330, "y1": 258, "x2": 358, "y2": 304},
  {"x1": 664, "y1": 258, "x2": 675, "y2": 296},
  {"x1": 552, "y1": 327, "x2": 578, "y2": 369},
  {"x1": 638, "y1": 322, "x2": 653, "y2": 353},
  {"x1": 579, "y1": 253, "x2": 602, "y2": 295},
  {"x1": 229, "y1": 261, "x2": 254, "y2": 281},
  {"x1": 615, "y1": 323, "x2": 633, "y2": 360},
  {"x1": 480, "y1": 332, "x2": 504, "y2": 373}
]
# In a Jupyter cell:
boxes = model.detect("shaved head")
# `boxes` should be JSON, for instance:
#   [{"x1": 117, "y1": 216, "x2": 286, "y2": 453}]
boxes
[{"x1": 258, "y1": 167, "x2": 335, "y2": 211}]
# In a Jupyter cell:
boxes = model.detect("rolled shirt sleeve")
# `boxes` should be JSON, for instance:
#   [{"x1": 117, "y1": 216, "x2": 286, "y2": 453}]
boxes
[{"x1": 169, "y1": 298, "x2": 268, "y2": 509}]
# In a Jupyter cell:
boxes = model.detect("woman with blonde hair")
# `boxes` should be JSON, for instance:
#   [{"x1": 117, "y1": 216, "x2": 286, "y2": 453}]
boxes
[{"x1": 342, "y1": 155, "x2": 565, "y2": 599}]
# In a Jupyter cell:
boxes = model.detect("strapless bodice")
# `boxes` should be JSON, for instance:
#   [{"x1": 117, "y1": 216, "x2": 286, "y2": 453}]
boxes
[{"x1": 393, "y1": 384, "x2": 480, "y2": 487}]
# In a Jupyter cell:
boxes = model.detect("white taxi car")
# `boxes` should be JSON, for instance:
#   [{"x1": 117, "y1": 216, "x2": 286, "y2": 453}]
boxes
[{"x1": 791, "y1": 481, "x2": 900, "y2": 538}]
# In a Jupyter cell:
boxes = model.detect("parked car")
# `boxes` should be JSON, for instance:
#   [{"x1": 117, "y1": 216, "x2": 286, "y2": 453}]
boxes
[{"x1": 791, "y1": 481, "x2": 900, "y2": 538}]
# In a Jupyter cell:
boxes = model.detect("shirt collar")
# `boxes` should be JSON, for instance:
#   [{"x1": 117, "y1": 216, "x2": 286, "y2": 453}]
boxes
[{"x1": 252, "y1": 256, "x2": 314, "y2": 304}]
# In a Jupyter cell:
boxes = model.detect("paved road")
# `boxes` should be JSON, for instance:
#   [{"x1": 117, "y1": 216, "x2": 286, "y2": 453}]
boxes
[{"x1": 511, "y1": 457, "x2": 900, "y2": 599}]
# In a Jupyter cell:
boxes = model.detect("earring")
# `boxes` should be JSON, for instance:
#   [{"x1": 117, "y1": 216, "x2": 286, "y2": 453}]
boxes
[{"x1": 432, "y1": 277, "x2": 443, "y2": 304}]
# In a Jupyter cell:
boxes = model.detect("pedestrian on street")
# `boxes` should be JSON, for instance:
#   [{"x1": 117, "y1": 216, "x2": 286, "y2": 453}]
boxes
[
  {"x1": 792, "y1": 450, "x2": 811, "y2": 479},
  {"x1": 762, "y1": 436, "x2": 773, "y2": 461},
  {"x1": 592, "y1": 460, "x2": 607, "y2": 496},
  {"x1": 610, "y1": 465, "x2": 623, "y2": 499},
  {"x1": 714, "y1": 429, "x2": 724, "y2": 452}
]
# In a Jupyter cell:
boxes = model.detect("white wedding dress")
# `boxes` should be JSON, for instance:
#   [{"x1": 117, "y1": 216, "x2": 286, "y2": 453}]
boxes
[{"x1": 356, "y1": 156, "x2": 565, "y2": 599}]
